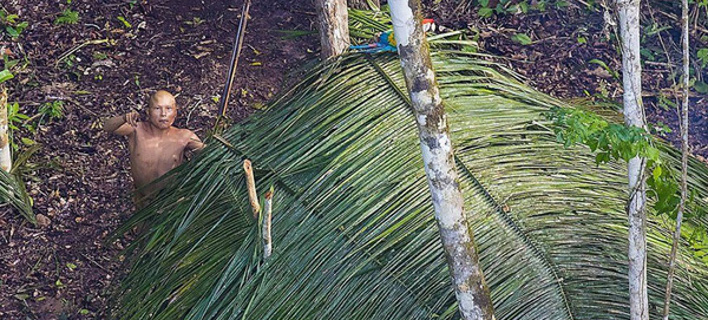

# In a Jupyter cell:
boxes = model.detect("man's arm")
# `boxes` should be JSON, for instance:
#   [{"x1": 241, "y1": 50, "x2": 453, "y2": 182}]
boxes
[
  {"x1": 104, "y1": 111, "x2": 139, "y2": 136},
  {"x1": 186, "y1": 131, "x2": 205, "y2": 153}
]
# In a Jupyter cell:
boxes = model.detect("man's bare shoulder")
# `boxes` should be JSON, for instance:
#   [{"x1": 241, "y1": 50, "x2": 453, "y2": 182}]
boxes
[
  {"x1": 177, "y1": 128, "x2": 204, "y2": 151},
  {"x1": 175, "y1": 127, "x2": 198, "y2": 139},
  {"x1": 132, "y1": 122, "x2": 148, "y2": 136}
]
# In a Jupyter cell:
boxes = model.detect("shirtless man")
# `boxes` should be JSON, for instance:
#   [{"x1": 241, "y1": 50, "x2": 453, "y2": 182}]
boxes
[{"x1": 104, "y1": 90, "x2": 204, "y2": 205}]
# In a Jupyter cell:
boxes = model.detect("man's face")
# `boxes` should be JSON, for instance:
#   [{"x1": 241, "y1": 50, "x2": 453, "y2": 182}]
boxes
[{"x1": 148, "y1": 98, "x2": 177, "y2": 130}]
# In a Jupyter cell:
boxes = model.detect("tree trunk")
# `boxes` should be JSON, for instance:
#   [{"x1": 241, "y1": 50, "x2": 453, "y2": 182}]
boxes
[
  {"x1": 388, "y1": 1, "x2": 495, "y2": 319},
  {"x1": 0, "y1": 86, "x2": 11, "y2": 173},
  {"x1": 348, "y1": 0, "x2": 379, "y2": 10},
  {"x1": 315, "y1": 0, "x2": 350, "y2": 59},
  {"x1": 661, "y1": 0, "x2": 689, "y2": 317},
  {"x1": 617, "y1": 0, "x2": 648, "y2": 319}
]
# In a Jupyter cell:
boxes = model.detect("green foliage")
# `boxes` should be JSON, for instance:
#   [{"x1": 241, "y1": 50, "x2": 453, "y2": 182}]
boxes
[
  {"x1": 112, "y1": 51, "x2": 708, "y2": 320},
  {"x1": 0, "y1": 169, "x2": 35, "y2": 225},
  {"x1": 117, "y1": 16, "x2": 132, "y2": 28},
  {"x1": 473, "y1": 0, "x2": 561, "y2": 18},
  {"x1": 54, "y1": 9, "x2": 79, "y2": 25},
  {"x1": 0, "y1": 9, "x2": 28, "y2": 39},
  {"x1": 93, "y1": 51, "x2": 108, "y2": 61},
  {"x1": 7, "y1": 101, "x2": 29, "y2": 131},
  {"x1": 511, "y1": 33, "x2": 533, "y2": 45},
  {"x1": 544, "y1": 107, "x2": 684, "y2": 218},
  {"x1": 39, "y1": 100, "x2": 65, "y2": 122},
  {"x1": 698, "y1": 48, "x2": 708, "y2": 68},
  {"x1": 588, "y1": 58, "x2": 619, "y2": 79},
  {"x1": 0, "y1": 69, "x2": 13, "y2": 83},
  {"x1": 695, "y1": 80, "x2": 708, "y2": 94},
  {"x1": 0, "y1": 100, "x2": 37, "y2": 225}
]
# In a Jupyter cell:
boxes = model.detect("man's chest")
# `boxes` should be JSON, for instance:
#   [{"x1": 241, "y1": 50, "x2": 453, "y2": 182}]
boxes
[{"x1": 130, "y1": 135, "x2": 187, "y2": 165}]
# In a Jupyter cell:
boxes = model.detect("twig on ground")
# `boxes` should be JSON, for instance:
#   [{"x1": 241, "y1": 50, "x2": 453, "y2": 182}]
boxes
[
  {"x1": 81, "y1": 253, "x2": 109, "y2": 273},
  {"x1": 54, "y1": 39, "x2": 109, "y2": 68}
]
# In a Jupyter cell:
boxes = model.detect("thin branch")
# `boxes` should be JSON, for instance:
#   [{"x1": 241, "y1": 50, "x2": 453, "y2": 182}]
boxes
[{"x1": 662, "y1": 0, "x2": 690, "y2": 317}]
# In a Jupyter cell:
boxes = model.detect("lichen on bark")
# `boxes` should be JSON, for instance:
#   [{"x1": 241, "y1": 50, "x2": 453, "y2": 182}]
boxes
[{"x1": 316, "y1": 0, "x2": 350, "y2": 59}]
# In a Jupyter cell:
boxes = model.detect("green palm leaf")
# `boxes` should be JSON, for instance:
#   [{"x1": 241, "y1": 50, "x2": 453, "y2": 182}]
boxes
[
  {"x1": 110, "y1": 49, "x2": 708, "y2": 320},
  {"x1": 0, "y1": 166, "x2": 35, "y2": 225}
]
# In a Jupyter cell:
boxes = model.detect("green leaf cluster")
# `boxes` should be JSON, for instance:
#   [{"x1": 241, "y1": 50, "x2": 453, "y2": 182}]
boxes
[
  {"x1": 544, "y1": 106, "x2": 685, "y2": 217},
  {"x1": 477, "y1": 0, "x2": 554, "y2": 18},
  {"x1": 0, "y1": 164, "x2": 35, "y2": 225},
  {"x1": 54, "y1": 9, "x2": 79, "y2": 25},
  {"x1": 0, "y1": 9, "x2": 28, "y2": 39},
  {"x1": 698, "y1": 48, "x2": 708, "y2": 68},
  {"x1": 38, "y1": 100, "x2": 65, "y2": 122}
]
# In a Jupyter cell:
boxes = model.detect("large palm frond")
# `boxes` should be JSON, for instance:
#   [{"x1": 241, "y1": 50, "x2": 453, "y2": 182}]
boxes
[{"x1": 110, "y1": 47, "x2": 708, "y2": 319}]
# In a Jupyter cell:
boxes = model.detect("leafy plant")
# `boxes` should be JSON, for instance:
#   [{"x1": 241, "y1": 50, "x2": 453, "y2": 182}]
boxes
[
  {"x1": 588, "y1": 58, "x2": 619, "y2": 79},
  {"x1": 7, "y1": 102, "x2": 29, "y2": 130},
  {"x1": 0, "y1": 97, "x2": 35, "y2": 225},
  {"x1": 0, "y1": 168, "x2": 35, "y2": 225},
  {"x1": 544, "y1": 106, "x2": 686, "y2": 217},
  {"x1": 0, "y1": 9, "x2": 28, "y2": 39},
  {"x1": 5, "y1": 101, "x2": 31, "y2": 153},
  {"x1": 93, "y1": 51, "x2": 108, "y2": 61},
  {"x1": 0, "y1": 69, "x2": 13, "y2": 83},
  {"x1": 38, "y1": 100, "x2": 65, "y2": 122},
  {"x1": 117, "y1": 16, "x2": 132, "y2": 28},
  {"x1": 511, "y1": 32, "x2": 533, "y2": 45},
  {"x1": 54, "y1": 9, "x2": 79, "y2": 25},
  {"x1": 62, "y1": 54, "x2": 77, "y2": 68},
  {"x1": 698, "y1": 48, "x2": 708, "y2": 68}
]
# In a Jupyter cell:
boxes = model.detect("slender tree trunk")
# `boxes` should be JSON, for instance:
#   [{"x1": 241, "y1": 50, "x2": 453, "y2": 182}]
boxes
[
  {"x1": 661, "y1": 0, "x2": 690, "y2": 318},
  {"x1": 315, "y1": 0, "x2": 350, "y2": 59},
  {"x1": 388, "y1": 1, "x2": 494, "y2": 319},
  {"x1": 0, "y1": 87, "x2": 11, "y2": 173},
  {"x1": 348, "y1": 0, "x2": 379, "y2": 10},
  {"x1": 617, "y1": 0, "x2": 648, "y2": 319}
]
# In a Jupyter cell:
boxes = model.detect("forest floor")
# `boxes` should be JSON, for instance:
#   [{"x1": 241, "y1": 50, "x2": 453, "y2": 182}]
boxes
[{"x1": 0, "y1": 0, "x2": 706, "y2": 319}]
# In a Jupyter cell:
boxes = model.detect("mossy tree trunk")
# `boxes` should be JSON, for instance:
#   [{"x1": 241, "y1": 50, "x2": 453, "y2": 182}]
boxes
[
  {"x1": 617, "y1": 0, "x2": 648, "y2": 319},
  {"x1": 388, "y1": 0, "x2": 495, "y2": 319},
  {"x1": 315, "y1": 0, "x2": 350, "y2": 59}
]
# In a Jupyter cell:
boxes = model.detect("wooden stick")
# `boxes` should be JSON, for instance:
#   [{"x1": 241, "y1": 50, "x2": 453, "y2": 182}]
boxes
[
  {"x1": 262, "y1": 189, "x2": 273, "y2": 260},
  {"x1": 0, "y1": 86, "x2": 11, "y2": 173},
  {"x1": 214, "y1": 0, "x2": 251, "y2": 128},
  {"x1": 243, "y1": 159, "x2": 260, "y2": 217}
]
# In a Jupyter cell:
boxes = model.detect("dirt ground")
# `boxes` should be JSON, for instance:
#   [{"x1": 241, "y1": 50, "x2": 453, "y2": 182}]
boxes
[
  {"x1": 0, "y1": 0, "x2": 318, "y2": 318},
  {"x1": 0, "y1": 0, "x2": 706, "y2": 319}
]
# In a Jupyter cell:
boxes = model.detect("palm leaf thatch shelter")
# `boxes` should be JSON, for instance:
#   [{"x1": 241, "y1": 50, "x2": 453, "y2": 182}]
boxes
[{"x1": 110, "y1": 45, "x2": 708, "y2": 319}]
